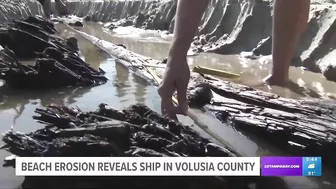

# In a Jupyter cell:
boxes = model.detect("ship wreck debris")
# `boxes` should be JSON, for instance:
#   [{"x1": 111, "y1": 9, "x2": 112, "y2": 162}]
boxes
[
  {"x1": 1, "y1": 103, "x2": 262, "y2": 189},
  {"x1": 185, "y1": 73, "x2": 336, "y2": 169},
  {"x1": 0, "y1": 16, "x2": 107, "y2": 89}
]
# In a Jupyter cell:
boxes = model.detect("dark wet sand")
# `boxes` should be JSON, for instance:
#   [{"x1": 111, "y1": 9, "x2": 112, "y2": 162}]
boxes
[{"x1": 1, "y1": 23, "x2": 336, "y2": 188}]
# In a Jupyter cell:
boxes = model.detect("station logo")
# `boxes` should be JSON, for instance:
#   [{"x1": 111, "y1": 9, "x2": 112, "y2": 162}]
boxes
[{"x1": 261, "y1": 156, "x2": 322, "y2": 176}]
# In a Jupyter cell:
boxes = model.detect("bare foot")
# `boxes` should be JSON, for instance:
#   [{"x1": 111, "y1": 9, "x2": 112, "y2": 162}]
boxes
[
  {"x1": 263, "y1": 74, "x2": 289, "y2": 86},
  {"x1": 263, "y1": 75, "x2": 321, "y2": 98}
]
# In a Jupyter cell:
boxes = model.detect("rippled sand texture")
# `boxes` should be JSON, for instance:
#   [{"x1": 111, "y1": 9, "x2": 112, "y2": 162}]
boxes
[{"x1": 65, "y1": 0, "x2": 336, "y2": 82}]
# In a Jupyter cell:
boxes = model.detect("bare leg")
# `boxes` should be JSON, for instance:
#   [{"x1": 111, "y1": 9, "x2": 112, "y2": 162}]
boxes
[
  {"x1": 168, "y1": 0, "x2": 210, "y2": 58},
  {"x1": 264, "y1": 0, "x2": 310, "y2": 86},
  {"x1": 158, "y1": 0, "x2": 209, "y2": 118}
]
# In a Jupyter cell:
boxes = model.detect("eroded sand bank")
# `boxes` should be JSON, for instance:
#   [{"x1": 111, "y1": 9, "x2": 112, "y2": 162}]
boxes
[
  {"x1": 0, "y1": 0, "x2": 45, "y2": 22},
  {"x1": 64, "y1": 0, "x2": 336, "y2": 82}
]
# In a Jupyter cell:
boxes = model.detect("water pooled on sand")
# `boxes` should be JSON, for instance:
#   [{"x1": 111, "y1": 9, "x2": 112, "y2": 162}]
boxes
[{"x1": 1, "y1": 22, "x2": 336, "y2": 189}]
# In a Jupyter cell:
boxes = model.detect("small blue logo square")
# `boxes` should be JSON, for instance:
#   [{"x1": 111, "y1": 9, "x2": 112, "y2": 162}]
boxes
[{"x1": 302, "y1": 157, "x2": 322, "y2": 176}]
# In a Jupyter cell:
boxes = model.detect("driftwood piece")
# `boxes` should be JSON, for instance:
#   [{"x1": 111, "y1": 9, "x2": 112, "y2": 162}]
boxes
[
  {"x1": 0, "y1": 16, "x2": 108, "y2": 89},
  {"x1": 67, "y1": 28, "x2": 336, "y2": 170},
  {"x1": 1, "y1": 103, "x2": 250, "y2": 189}
]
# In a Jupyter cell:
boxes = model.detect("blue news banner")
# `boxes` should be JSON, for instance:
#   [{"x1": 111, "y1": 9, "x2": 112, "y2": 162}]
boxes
[{"x1": 261, "y1": 156, "x2": 322, "y2": 176}]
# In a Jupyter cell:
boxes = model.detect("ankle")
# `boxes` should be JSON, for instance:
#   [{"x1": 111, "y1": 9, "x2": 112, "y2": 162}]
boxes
[
  {"x1": 263, "y1": 74, "x2": 289, "y2": 86},
  {"x1": 272, "y1": 66, "x2": 289, "y2": 78}
]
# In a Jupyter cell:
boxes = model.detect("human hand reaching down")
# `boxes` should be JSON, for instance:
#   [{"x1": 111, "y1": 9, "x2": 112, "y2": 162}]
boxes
[{"x1": 158, "y1": 56, "x2": 190, "y2": 120}]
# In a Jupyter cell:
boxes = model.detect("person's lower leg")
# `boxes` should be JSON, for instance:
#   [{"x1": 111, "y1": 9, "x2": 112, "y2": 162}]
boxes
[
  {"x1": 267, "y1": 0, "x2": 310, "y2": 85},
  {"x1": 168, "y1": 0, "x2": 210, "y2": 59}
]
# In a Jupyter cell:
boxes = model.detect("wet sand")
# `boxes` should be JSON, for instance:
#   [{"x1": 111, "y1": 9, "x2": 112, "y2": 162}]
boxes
[
  {"x1": 1, "y1": 23, "x2": 336, "y2": 188},
  {"x1": 82, "y1": 22, "x2": 336, "y2": 100}
]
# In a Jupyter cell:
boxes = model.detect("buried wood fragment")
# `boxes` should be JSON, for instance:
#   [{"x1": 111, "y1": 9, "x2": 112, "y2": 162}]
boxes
[
  {"x1": 192, "y1": 65, "x2": 240, "y2": 79},
  {"x1": 2, "y1": 103, "x2": 254, "y2": 189}
]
